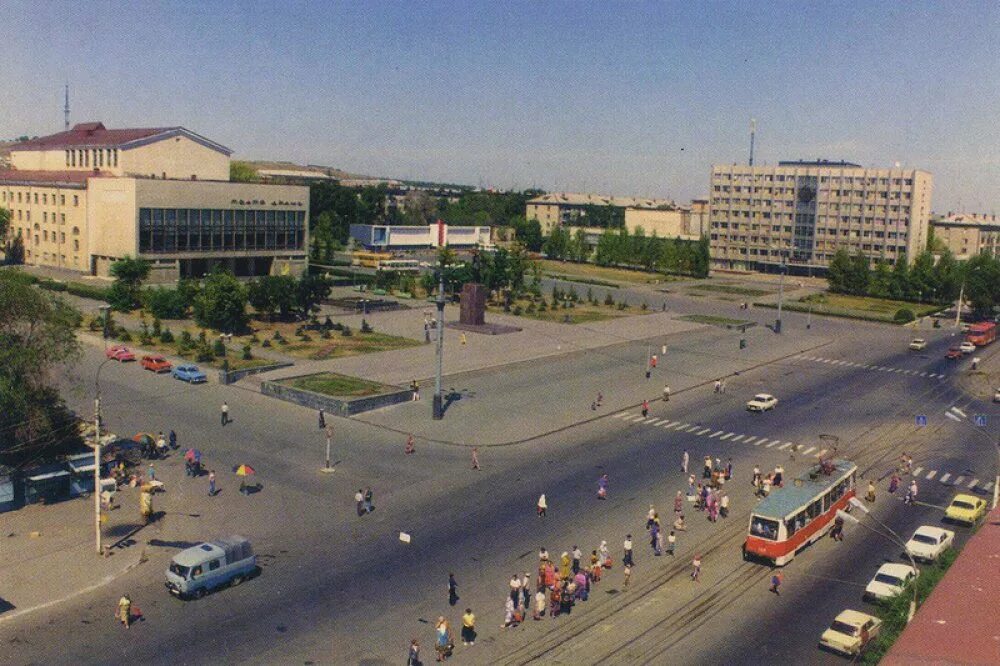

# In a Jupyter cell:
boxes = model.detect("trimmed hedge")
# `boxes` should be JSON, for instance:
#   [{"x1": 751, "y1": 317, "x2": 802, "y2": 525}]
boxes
[{"x1": 34, "y1": 277, "x2": 110, "y2": 302}]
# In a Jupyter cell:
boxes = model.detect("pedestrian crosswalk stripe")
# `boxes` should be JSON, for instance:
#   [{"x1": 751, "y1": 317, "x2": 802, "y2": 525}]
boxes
[
  {"x1": 696, "y1": 428, "x2": 711, "y2": 435},
  {"x1": 615, "y1": 412, "x2": 630, "y2": 418},
  {"x1": 919, "y1": 372, "x2": 927, "y2": 377},
  {"x1": 766, "y1": 440, "x2": 779, "y2": 448},
  {"x1": 940, "y1": 473, "x2": 950, "y2": 483},
  {"x1": 661, "y1": 420, "x2": 676, "y2": 428},
  {"x1": 720, "y1": 432, "x2": 735, "y2": 441},
  {"x1": 754, "y1": 439, "x2": 764, "y2": 446},
  {"x1": 710, "y1": 430, "x2": 723, "y2": 438},
  {"x1": 644, "y1": 417, "x2": 659, "y2": 423},
  {"x1": 969, "y1": 478, "x2": 980, "y2": 489},
  {"x1": 684, "y1": 424, "x2": 700, "y2": 432},
  {"x1": 802, "y1": 446, "x2": 816, "y2": 455},
  {"x1": 912, "y1": 467, "x2": 923, "y2": 476},
  {"x1": 955, "y1": 476, "x2": 965, "y2": 485},
  {"x1": 653, "y1": 419, "x2": 670, "y2": 426},
  {"x1": 816, "y1": 449, "x2": 827, "y2": 458},
  {"x1": 628, "y1": 414, "x2": 646, "y2": 422},
  {"x1": 731, "y1": 435, "x2": 745, "y2": 443},
  {"x1": 743, "y1": 436, "x2": 758, "y2": 445},
  {"x1": 926, "y1": 470, "x2": 937, "y2": 480},
  {"x1": 985, "y1": 481, "x2": 995, "y2": 491},
  {"x1": 672, "y1": 422, "x2": 689, "y2": 430},
  {"x1": 778, "y1": 442, "x2": 792, "y2": 450}
]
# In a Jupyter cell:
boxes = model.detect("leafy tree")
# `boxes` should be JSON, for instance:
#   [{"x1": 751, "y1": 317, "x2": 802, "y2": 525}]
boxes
[
  {"x1": 869, "y1": 259, "x2": 892, "y2": 298},
  {"x1": 964, "y1": 252, "x2": 1000, "y2": 317},
  {"x1": 846, "y1": 252, "x2": 871, "y2": 296},
  {"x1": 176, "y1": 278, "x2": 201, "y2": 309},
  {"x1": 248, "y1": 275, "x2": 297, "y2": 320},
  {"x1": 142, "y1": 286, "x2": 188, "y2": 319},
  {"x1": 295, "y1": 273, "x2": 333, "y2": 314},
  {"x1": 0, "y1": 270, "x2": 82, "y2": 467},
  {"x1": 933, "y1": 249, "x2": 961, "y2": 303},
  {"x1": 889, "y1": 255, "x2": 912, "y2": 301},
  {"x1": 108, "y1": 256, "x2": 151, "y2": 311},
  {"x1": 4, "y1": 234, "x2": 25, "y2": 265},
  {"x1": 229, "y1": 161, "x2": 258, "y2": 182},
  {"x1": 826, "y1": 249, "x2": 852, "y2": 294},
  {"x1": 571, "y1": 228, "x2": 589, "y2": 263},
  {"x1": 0, "y1": 206, "x2": 9, "y2": 239},
  {"x1": 543, "y1": 226, "x2": 570, "y2": 260},
  {"x1": 403, "y1": 190, "x2": 437, "y2": 226},
  {"x1": 512, "y1": 216, "x2": 543, "y2": 252},
  {"x1": 193, "y1": 270, "x2": 248, "y2": 333},
  {"x1": 909, "y1": 251, "x2": 937, "y2": 302},
  {"x1": 437, "y1": 245, "x2": 457, "y2": 268}
]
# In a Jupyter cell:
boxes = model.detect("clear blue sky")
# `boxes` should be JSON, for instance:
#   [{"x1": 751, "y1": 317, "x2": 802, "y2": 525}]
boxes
[{"x1": 2, "y1": 1, "x2": 998, "y2": 211}]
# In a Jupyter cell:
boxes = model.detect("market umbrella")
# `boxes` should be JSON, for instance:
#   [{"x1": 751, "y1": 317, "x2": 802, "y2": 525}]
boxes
[
  {"x1": 233, "y1": 464, "x2": 255, "y2": 476},
  {"x1": 132, "y1": 433, "x2": 155, "y2": 446},
  {"x1": 184, "y1": 448, "x2": 202, "y2": 462}
]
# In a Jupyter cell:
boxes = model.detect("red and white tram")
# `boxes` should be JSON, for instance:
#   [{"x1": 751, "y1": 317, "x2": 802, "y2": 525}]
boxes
[{"x1": 744, "y1": 459, "x2": 857, "y2": 566}]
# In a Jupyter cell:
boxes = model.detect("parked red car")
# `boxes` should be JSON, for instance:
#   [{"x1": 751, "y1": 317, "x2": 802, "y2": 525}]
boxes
[
  {"x1": 945, "y1": 346, "x2": 963, "y2": 360},
  {"x1": 140, "y1": 355, "x2": 172, "y2": 373},
  {"x1": 106, "y1": 345, "x2": 136, "y2": 362}
]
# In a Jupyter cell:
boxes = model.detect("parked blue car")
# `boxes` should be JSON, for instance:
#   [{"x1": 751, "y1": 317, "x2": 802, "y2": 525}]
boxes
[{"x1": 172, "y1": 364, "x2": 208, "y2": 383}]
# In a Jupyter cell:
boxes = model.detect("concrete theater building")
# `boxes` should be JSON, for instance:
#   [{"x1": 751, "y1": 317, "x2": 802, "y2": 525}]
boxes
[
  {"x1": 1, "y1": 122, "x2": 308, "y2": 282},
  {"x1": 709, "y1": 160, "x2": 932, "y2": 274}
]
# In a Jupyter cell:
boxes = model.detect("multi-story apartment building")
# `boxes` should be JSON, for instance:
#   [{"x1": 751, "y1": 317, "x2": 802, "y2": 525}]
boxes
[
  {"x1": 708, "y1": 160, "x2": 932, "y2": 274},
  {"x1": 930, "y1": 212, "x2": 1000, "y2": 260},
  {"x1": 1, "y1": 122, "x2": 309, "y2": 282},
  {"x1": 526, "y1": 192, "x2": 678, "y2": 234}
]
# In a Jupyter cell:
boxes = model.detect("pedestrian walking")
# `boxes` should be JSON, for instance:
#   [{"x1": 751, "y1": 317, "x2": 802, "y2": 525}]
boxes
[
  {"x1": 762, "y1": 475, "x2": 772, "y2": 497},
  {"x1": 650, "y1": 522, "x2": 661, "y2": 555},
  {"x1": 655, "y1": 529, "x2": 665, "y2": 556},
  {"x1": 521, "y1": 572, "x2": 531, "y2": 608},
  {"x1": 460, "y1": 332, "x2": 467, "y2": 346},
  {"x1": 691, "y1": 555, "x2": 701, "y2": 582},
  {"x1": 168, "y1": 429, "x2": 177, "y2": 449},
  {"x1": 208, "y1": 470, "x2": 216, "y2": 497},
  {"x1": 623, "y1": 564, "x2": 632, "y2": 589},
  {"x1": 355, "y1": 489, "x2": 366, "y2": 516},
  {"x1": 831, "y1": 515, "x2": 844, "y2": 541},
  {"x1": 663, "y1": 385, "x2": 671, "y2": 402},
  {"x1": 641, "y1": 399, "x2": 649, "y2": 418},
  {"x1": 405, "y1": 434, "x2": 415, "y2": 455},
  {"x1": 148, "y1": 463, "x2": 155, "y2": 482},
  {"x1": 318, "y1": 408, "x2": 326, "y2": 430},
  {"x1": 720, "y1": 493, "x2": 729, "y2": 518},
  {"x1": 770, "y1": 571, "x2": 783, "y2": 595},
  {"x1": 508, "y1": 574, "x2": 521, "y2": 606},
  {"x1": 156, "y1": 432, "x2": 167, "y2": 457},
  {"x1": 725, "y1": 457, "x2": 733, "y2": 481},
  {"x1": 714, "y1": 379, "x2": 721, "y2": 394},
  {"x1": 597, "y1": 474, "x2": 608, "y2": 499},
  {"x1": 905, "y1": 480, "x2": 918, "y2": 505},
  {"x1": 651, "y1": 354, "x2": 658, "y2": 368},
  {"x1": 364, "y1": 487, "x2": 374, "y2": 513},
  {"x1": 674, "y1": 491, "x2": 683, "y2": 515},
  {"x1": 220, "y1": 402, "x2": 229, "y2": 426},
  {"x1": 534, "y1": 588, "x2": 546, "y2": 620},
  {"x1": 599, "y1": 540, "x2": 610, "y2": 567},
  {"x1": 646, "y1": 504, "x2": 657, "y2": 529},
  {"x1": 703, "y1": 455, "x2": 712, "y2": 479},
  {"x1": 667, "y1": 530, "x2": 676, "y2": 556},
  {"x1": 407, "y1": 639, "x2": 421, "y2": 666},
  {"x1": 673, "y1": 514, "x2": 687, "y2": 531},
  {"x1": 117, "y1": 594, "x2": 132, "y2": 629},
  {"x1": 461, "y1": 608, "x2": 476, "y2": 646},
  {"x1": 866, "y1": 480, "x2": 876, "y2": 503},
  {"x1": 537, "y1": 493, "x2": 547, "y2": 517},
  {"x1": 596, "y1": 392, "x2": 603, "y2": 407},
  {"x1": 623, "y1": 535, "x2": 634, "y2": 567},
  {"x1": 752, "y1": 465, "x2": 761, "y2": 487},
  {"x1": 434, "y1": 616, "x2": 452, "y2": 661},
  {"x1": 720, "y1": 379, "x2": 726, "y2": 394},
  {"x1": 774, "y1": 465, "x2": 784, "y2": 487},
  {"x1": 501, "y1": 596, "x2": 515, "y2": 629},
  {"x1": 471, "y1": 447, "x2": 480, "y2": 470},
  {"x1": 411, "y1": 379, "x2": 420, "y2": 401},
  {"x1": 889, "y1": 473, "x2": 900, "y2": 494},
  {"x1": 448, "y1": 572, "x2": 459, "y2": 605},
  {"x1": 572, "y1": 546, "x2": 583, "y2": 574},
  {"x1": 681, "y1": 449, "x2": 689, "y2": 474}
]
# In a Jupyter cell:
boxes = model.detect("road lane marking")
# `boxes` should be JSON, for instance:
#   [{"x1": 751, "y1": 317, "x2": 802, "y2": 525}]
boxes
[
  {"x1": 955, "y1": 476, "x2": 965, "y2": 485},
  {"x1": 720, "y1": 433, "x2": 735, "y2": 441},
  {"x1": 912, "y1": 467, "x2": 923, "y2": 476},
  {"x1": 766, "y1": 440, "x2": 779, "y2": 448},
  {"x1": 743, "y1": 436, "x2": 758, "y2": 445},
  {"x1": 644, "y1": 417, "x2": 659, "y2": 423},
  {"x1": 731, "y1": 435, "x2": 745, "y2": 443},
  {"x1": 672, "y1": 422, "x2": 689, "y2": 430},
  {"x1": 696, "y1": 428, "x2": 711, "y2": 435},
  {"x1": 778, "y1": 442, "x2": 792, "y2": 450},
  {"x1": 802, "y1": 446, "x2": 816, "y2": 455},
  {"x1": 710, "y1": 431, "x2": 723, "y2": 438},
  {"x1": 969, "y1": 478, "x2": 980, "y2": 489},
  {"x1": 926, "y1": 470, "x2": 937, "y2": 480},
  {"x1": 653, "y1": 419, "x2": 670, "y2": 426},
  {"x1": 684, "y1": 424, "x2": 700, "y2": 432},
  {"x1": 940, "y1": 473, "x2": 950, "y2": 483}
]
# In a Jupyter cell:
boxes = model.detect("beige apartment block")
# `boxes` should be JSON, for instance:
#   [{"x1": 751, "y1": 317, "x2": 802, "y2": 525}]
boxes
[
  {"x1": 1, "y1": 122, "x2": 308, "y2": 281},
  {"x1": 708, "y1": 160, "x2": 932, "y2": 274},
  {"x1": 931, "y1": 212, "x2": 1000, "y2": 260},
  {"x1": 526, "y1": 192, "x2": 678, "y2": 234},
  {"x1": 624, "y1": 207, "x2": 703, "y2": 240}
]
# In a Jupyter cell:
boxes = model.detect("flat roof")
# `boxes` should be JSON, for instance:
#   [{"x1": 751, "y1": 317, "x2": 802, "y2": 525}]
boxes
[
  {"x1": 777, "y1": 160, "x2": 862, "y2": 167},
  {"x1": 752, "y1": 459, "x2": 856, "y2": 520},
  {"x1": 882, "y1": 504, "x2": 1000, "y2": 665}
]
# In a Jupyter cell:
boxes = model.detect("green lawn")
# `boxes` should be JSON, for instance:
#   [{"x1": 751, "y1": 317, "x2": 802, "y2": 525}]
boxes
[
  {"x1": 279, "y1": 372, "x2": 392, "y2": 398},
  {"x1": 680, "y1": 314, "x2": 755, "y2": 328},
  {"x1": 762, "y1": 293, "x2": 943, "y2": 323},
  {"x1": 688, "y1": 284, "x2": 773, "y2": 297},
  {"x1": 536, "y1": 259, "x2": 688, "y2": 285}
]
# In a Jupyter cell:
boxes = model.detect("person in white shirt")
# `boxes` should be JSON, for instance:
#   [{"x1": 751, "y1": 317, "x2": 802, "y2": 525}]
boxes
[{"x1": 509, "y1": 575, "x2": 521, "y2": 606}]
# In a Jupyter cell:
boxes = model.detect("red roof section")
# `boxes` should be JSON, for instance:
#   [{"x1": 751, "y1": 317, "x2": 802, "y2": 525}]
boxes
[
  {"x1": 9, "y1": 122, "x2": 168, "y2": 151},
  {"x1": 0, "y1": 169, "x2": 115, "y2": 185},
  {"x1": 883, "y1": 505, "x2": 1000, "y2": 665}
]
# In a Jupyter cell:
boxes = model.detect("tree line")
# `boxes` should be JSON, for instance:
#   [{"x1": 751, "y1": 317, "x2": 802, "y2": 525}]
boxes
[
  {"x1": 826, "y1": 248, "x2": 1000, "y2": 316},
  {"x1": 543, "y1": 225, "x2": 709, "y2": 278}
]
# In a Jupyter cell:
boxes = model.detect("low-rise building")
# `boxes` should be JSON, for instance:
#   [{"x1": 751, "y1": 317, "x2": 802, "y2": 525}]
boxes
[
  {"x1": 930, "y1": 212, "x2": 1000, "y2": 259},
  {"x1": 349, "y1": 221, "x2": 490, "y2": 250},
  {"x1": 526, "y1": 192, "x2": 677, "y2": 234},
  {"x1": 624, "y1": 206, "x2": 700, "y2": 240},
  {"x1": 1, "y1": 122, "x2": 309, "y2": 281}
]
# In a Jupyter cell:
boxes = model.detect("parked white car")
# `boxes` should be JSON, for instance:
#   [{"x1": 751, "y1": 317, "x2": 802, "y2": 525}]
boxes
[
  {"x1": 905, "y1": 526, "x2": 954, "y2": 563},
  {"x1": 908, "y1": 338, "x2": 927, "y2": 350},
  {"x1": 819, "y1": 610, "x2": 881, "y2": 657},
  {"x1": 864, "y1": 563, "x2": 918, "y2": 601},
  {"x1": 746, "y1": 393, "x2": 778, "y2": 412},
  {"x1": 959, "y1": 341, "x2": 976, "y2": 354}
]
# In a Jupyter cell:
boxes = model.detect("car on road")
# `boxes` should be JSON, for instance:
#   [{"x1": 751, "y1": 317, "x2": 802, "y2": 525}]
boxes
[
  {"x1": 746, "y1": 393, "x2": 778, "y2": 412},
  {"x1": 165, "y1": 536, "x2": 257, "y2": 600},
  {"x1": 172, "y1": 364, "x2": 207, "y2": 384},
  {"x1": 141, "y1": 355, "x2": 173, "y2": 373},
  {"x1": 819, "y1": 610, "x2": 881, "y2": 657},
  {"x1": 908, "y1": 338, "x2": 927, "y2": 350},
  {"x1": 944, "y1": 494, "x2": 987, "y2": 525},
  {"x1": 959, "y1": 341, "x2": 976, "y2": 354},
  {"x1": 105, "y1": 345, "x2": 136, "y2": 362},
  {"x1": 905, "y1": 526, "x2": 955, "y2": 562},
  {"x1": 864, "y1": 563, "x2": 919, "y2": 601},
  {"x1": 945, "y1": 346, "x2": 963, "y2": 360}
]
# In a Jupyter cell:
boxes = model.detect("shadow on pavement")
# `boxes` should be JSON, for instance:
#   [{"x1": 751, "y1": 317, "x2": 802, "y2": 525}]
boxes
[{"x1": 147, "y1": 538, "x2": 201, "y2": 549}]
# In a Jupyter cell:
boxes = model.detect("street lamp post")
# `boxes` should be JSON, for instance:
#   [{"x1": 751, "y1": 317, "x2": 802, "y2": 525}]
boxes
[
  {"x1": 93, "y1": 356, "x2": 113, "y2": 556},
  {"x1": 839, "y1": 497, "x2": 919, "y2": 622},
  {"x1": 432, "y1": 268, "x2": 445, "y2": 420},
  {"x1": 775, "y1": 257, "x2": 786, "y2": 334}
]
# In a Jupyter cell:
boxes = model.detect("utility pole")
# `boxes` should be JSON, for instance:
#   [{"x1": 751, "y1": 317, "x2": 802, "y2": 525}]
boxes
[
  {"x1": 433, "y1": 267, "x2": 445, "y2": 420},
  {"x1": 748, "y1": 118, "x2": 756, "y2": 166},
  {"x1": 775, "y1": 255, "x2": 785, "y2": 334},
  {"x1": 94, "y1": 395, "x2": 102, "y2": 555},
  {"x1": 954, "y1": 282, "x2": 965, "y2": 328},
  {"x1": 321, "y1": 425, "x2": 334, "y2": 473}
]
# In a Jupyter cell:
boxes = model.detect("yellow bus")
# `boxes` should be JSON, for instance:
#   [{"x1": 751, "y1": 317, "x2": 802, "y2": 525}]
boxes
[{"x1": 352, "y1": 251, "x2": 394, "y2": 268}]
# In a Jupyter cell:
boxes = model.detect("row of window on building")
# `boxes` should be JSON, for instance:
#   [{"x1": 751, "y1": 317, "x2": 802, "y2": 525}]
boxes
[
  {"x1": 137, "y1": 207, "x2": 306, "y2": 254},
  {"x1": 2, "y1": 190, "x2": 80, "y2": 206},
  {"x1": 8, "y1": 209, "x2": 70, "y2": 224},
  {"x1": 714, "y1": 211, "x2": 913, "y2": 222},
  {"x1": 713, "y1": 173, "x2": 915, "y2": 187},
  {"x1": 711, "y1": 223, "x2": 909, "y2": 239},
  {"x1": 65, "y1": 148, "x2": 118, "y2": 168}
]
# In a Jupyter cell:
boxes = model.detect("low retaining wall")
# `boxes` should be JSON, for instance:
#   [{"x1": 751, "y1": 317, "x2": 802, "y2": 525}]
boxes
[
  {"x1": 260, "y1": 380, "x2": 412, "y2": 416},
  {"x1": 218, "y1": 361, "x2": 295, "y2": 385}
]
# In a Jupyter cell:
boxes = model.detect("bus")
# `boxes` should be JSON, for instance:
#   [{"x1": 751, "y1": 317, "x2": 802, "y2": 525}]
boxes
[
  {"x1": 377, "y1": 258, "x2": 421, "y2": 272},
  {"x1": 965, "y1": 322, "x2": 997, "y2": 347},
  {"x1": 744, "y1": 459, "x2": 857, "y2": 566},
  {"x1": 352, "y1": 251, "x2": 393, "y2": 268}
]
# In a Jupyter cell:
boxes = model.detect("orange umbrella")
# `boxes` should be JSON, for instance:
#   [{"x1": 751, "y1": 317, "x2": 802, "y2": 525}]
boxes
[{"x1": 233, "y1": 464, "x2": 256, "y2": 476}]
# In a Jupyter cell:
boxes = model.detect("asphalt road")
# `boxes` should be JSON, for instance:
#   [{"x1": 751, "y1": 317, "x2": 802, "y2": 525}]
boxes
[{"x1": 1, "y1": 312, "x2": 994, "y2": 665}]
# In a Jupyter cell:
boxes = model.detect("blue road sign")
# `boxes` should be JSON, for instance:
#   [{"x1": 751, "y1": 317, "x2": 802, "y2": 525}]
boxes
[
  {"x1": 974, "y1": 414, "x2": 987, "y2": 427},
  {"x1": 915, "y1": 415, "x2": 927, "y2": 427}
]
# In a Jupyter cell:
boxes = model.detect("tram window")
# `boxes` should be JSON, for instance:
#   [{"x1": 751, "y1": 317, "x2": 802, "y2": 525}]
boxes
[
  {"x1": 785, "y1": 519, "x2": 796, "y2": 536},
  {"x1": 808, "y1": 500, "x2": 822, "y2": 519},
  {"x1": 751, "y1": 517, "x2": 779, "y2": 540},
  {"x1": 823, "y1": 493, "x2": 831, "y2": 512}
]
